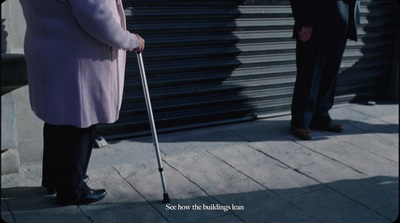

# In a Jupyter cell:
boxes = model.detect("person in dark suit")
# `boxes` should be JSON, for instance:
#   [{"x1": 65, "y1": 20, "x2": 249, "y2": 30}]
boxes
[{"x1": 290, "y1": 0, "x2": 360, "y2": 140}]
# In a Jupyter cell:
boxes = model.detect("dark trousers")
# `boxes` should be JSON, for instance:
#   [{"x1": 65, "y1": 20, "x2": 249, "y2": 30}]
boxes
[
  {"x1": 42, "y1": 123, "x2": 95, "y2": 201},
  {"x1": 291, "y1": 36, "x2": 347, "y2": 128}
]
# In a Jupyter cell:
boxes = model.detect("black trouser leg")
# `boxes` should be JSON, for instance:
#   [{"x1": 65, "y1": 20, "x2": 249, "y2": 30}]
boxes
[
  {"x1": 312, "y1": 39, "x2": 347, "y2": 125},
  {"x1": 291, "y1": 36, "x2": 346, "y2": 128},
  {"x1": 42, "y1": 124, "x2": 58, "y2": 189},
  {"x1": 291, "y1": 38, "x2": 326, "y2": 128},
  {"x1": 42, "y1": 123, "x2": 95, "y2": 202},
  {"x1": 82, "y1": 130, "x2": 94, "y2": 180},
  {"x1": 291, "y1": 39, "x2": 316, "y2": 128}
]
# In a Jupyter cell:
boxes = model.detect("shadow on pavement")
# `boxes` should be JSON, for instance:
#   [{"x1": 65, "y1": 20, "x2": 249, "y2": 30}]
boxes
[
  {"x1": 2, "y1": 176, "x2": 398, "y2": 223},
  {"x1": 143, "y1": 118, "x2": 398, "y2": 143}
]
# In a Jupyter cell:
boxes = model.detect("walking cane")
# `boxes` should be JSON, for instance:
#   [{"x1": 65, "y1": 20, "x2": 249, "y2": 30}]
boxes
[{"x1": 136, "y1": 51, "x2": 171, "y2": 204}]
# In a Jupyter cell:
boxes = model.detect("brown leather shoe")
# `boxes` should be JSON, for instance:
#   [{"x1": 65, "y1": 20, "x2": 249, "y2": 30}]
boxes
[
  {"x1": 322, "y1": 121, "x2": 343, "y2": 133},
  {"x1": 291, "y1": 126, "x2": 312, "y2": 140}
]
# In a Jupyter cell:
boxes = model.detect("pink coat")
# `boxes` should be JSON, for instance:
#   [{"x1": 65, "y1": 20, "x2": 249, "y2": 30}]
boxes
[{"x1": 20, "y1": 0, "x2": 140, "y2": 128}]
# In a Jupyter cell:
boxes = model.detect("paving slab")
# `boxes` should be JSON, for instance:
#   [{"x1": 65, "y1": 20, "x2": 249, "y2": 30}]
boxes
[
  {"x1": 80, "y1": 203, "x2": 168, "y2": 223},
  {"x1": 376, "y1": 204, "x2": 399, "y2": 223},
  {"x1": 1, "y1": 103, "x2": 398, "y2": 223},
  {"x1": 325, "y1": 176, "x2": 398, "y2": 212},
  {"x1": 373, "y1": 128, "x2": 400, "y2": 143},
  {"x1": 1, "y1": 199, "x2": 14, "y2": 223},
  {"x1": 85, "y1": 166, "x2": 150, "y2": 204},
  {"x1": 212, "y1": 190, "x2": 320, "y2": 223},
  {"x1": 88, "y1": 140, "x2": 156, "y2": 169},
  {"x1": 208, "y1": 144, "x2": 322, "y2": 197},
  {"x1": 163, "y1": 150, "x2": 265, "y2": 196},
  {"x1": 228, "y1": 118, "x2": 293, "y2": 142},
  {"x1": 339, "y1": 132, "x2": 398, "y2": 163},
  {"x1": 1, "y1": 164, "x2": 42, "y2": 190},
  {"x1": 113, "y1": 159, "x2": 234, "y2": 223},
  {"x1": 4, "y1": 195, "x2": 91, "y2": 223},
  {"x1": 288, "y1": 187, "x2": 393, "y2": 223},
  {"x1": 296, "y1": 138, "x2": 398, "y2": 177},
  {"x1": 347, "y1": 104, "x2": 399, "y2": 119},
  {"x1": 249, "y1": 140, "x2": 367, "y2": 183}
]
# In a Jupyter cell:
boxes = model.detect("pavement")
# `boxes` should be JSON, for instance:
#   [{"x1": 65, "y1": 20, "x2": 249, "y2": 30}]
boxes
[{"x1": 1, "y1": 102, "x2": 399, "y2": 223}]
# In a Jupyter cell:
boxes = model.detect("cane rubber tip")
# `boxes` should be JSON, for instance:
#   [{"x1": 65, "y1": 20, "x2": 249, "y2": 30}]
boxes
[{"x1": 163, "y1": 193, "x2": 171, "y2": 204}]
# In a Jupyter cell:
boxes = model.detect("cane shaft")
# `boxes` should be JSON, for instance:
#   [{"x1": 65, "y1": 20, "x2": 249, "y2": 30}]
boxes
[{"x1": 136, "y1": 52, "x2": 169, "y2": 200}]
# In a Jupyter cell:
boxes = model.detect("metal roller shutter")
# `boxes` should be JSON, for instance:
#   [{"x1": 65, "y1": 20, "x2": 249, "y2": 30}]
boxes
[{"x1": 97, "y1": 0, "x2": 400, "y2": 139}]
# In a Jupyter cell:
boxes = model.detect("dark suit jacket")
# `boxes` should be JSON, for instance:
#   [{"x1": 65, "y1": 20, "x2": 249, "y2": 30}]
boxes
[{"x1": 290, "y1": 0, "x2": 360, "y2": 41}]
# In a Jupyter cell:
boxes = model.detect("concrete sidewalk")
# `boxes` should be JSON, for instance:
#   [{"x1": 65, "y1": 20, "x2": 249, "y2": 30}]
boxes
[{"x1": 1, "y1": 102, "x2": 399, "y2": 223}]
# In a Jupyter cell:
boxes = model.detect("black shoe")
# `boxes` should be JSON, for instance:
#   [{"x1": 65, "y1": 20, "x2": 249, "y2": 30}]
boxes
[
  {"x1": 57, "y1": 189, "x2": 107, "y2": 206},
  {"x1": 76, "y1": 189, "x2": 107, "y2": 205},
  {"x1": 291, "y1": 126, "x2": 312, "y2": 140}
]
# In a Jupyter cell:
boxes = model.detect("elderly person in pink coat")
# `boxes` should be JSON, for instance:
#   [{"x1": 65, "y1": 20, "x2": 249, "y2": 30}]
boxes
[{"x1": 20, "y1": 0, "x2": 145, "y2": 205}]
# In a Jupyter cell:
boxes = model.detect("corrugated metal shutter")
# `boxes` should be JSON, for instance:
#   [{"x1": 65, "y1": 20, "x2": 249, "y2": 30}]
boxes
[{"x1": 97, "y1": 0, "x2": 400, "y2": 139}]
